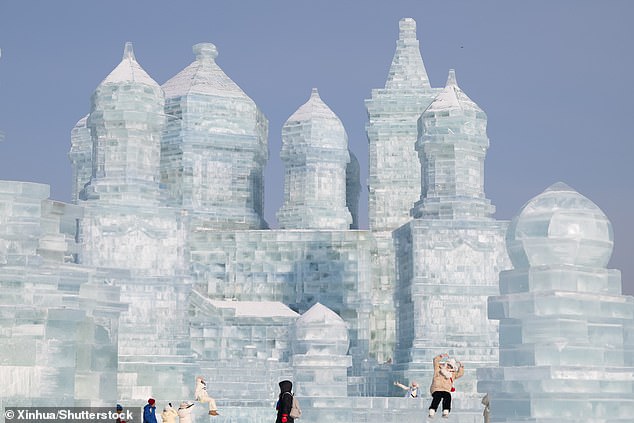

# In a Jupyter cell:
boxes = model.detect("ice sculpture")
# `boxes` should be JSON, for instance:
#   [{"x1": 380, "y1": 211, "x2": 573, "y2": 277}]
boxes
[
  {"x1": 393, "y1": 69, "x2": 511, "y2": 420},
  {"x1": 478, "y1": 182, "x2": 634, "y2": 421},
  {"x1": 346, "y1": 150, "x2": 361, "y2": 229},
  {"x1": 277, "y1": 88, "x2": 352, "y2": 230},
  {"x1": 365, "y1": 18, "x2": 442, "y2": 363},
  {"x1": 161, "y1": 42, "x2": 268, "y2": 230},
  {"x1": 76, "y1": 43, "x2": 193, "y2": 401}
]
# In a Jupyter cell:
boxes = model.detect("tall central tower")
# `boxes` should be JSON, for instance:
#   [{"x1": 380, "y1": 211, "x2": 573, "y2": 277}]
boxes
[{"x1": 365, "y1": 18, "x2": 440, "y2": 362}]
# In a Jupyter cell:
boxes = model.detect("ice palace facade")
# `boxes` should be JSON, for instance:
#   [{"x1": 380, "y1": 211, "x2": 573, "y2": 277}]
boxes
[{"x1": 1, "y1": 18, "x2": 633, "y2": 422}]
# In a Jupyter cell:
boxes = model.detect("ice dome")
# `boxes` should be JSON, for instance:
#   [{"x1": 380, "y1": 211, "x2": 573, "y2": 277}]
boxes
[
  {"x1": 292, "y1": 303, "x2": 349, "y2": 356},
  {"x1": 284, "y1": 88, "x2": 347, "y2": 150},
  {"x1": 506, "y1": 182, "x2": 613, "y2": 269}
]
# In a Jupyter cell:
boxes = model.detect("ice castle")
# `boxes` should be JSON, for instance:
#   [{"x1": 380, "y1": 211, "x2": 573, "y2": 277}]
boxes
[{"x1": 1, "y1": 18, "x2": 632, "y2": 422}]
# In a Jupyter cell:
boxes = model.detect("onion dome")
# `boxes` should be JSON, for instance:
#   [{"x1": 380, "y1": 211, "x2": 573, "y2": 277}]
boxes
[{"x1": 506, "y1": 182, "x2": 613, "y2": 269}]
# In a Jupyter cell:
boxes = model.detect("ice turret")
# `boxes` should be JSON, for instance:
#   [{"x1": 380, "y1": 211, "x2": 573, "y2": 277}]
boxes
[
  {"x1": 478, "y1": 183, "x2": 634, "y2": 422},
  {"x1": 82, "y1": 42, "x2": 165, "y2": 206},
  {"x1": 412, "y1": 69, "x2": 495, "y2": 220},
  {"x1": 292, "y1": 303, "x2": 351, "y2": 397},
  {"x1": 277, "y1": 88, "x2": 352, "y2": 230},
  {"x1": 161, "y1": 42, "x2": 268, "y2": 229}
]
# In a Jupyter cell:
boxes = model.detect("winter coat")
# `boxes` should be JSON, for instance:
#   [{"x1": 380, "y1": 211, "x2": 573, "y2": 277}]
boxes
[
  {"x1": 404, "y1": 386, "x2": 422, "y2": 399},
  {"x1": 276, "y1": 380, "x2": 295, "y2": 423},
  {"x1": 143, "y1": 404, "x2": 157, "y2": 423},
  {"x1": 429, "y1": 354, "x2": 464, "y2": 394},
  {"x1": 195, "y1": 376, "x2": 210, "y2": 400},
  {"x1": 161, "y1": 405, "x2": 178, "y2": 423},
  {"x1": 177, "y1": 404, "x2": 193, "y2": 423}
]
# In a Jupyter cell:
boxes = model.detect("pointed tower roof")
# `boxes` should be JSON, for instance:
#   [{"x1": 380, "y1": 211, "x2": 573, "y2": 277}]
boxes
[
  {"x1": 425, "y1": 69, "x2": 482, "y2": 113},
  {"x1": 384, "y1": 18, "x2": 431, "y2": 91},
  {"x1": 162, "y1": 42, "x2": 250, "y2": 100},
  {"x1": 286, "y1": 88, "x2": 342, "y2": 124},
  {"x1": 100, "y1": 42, "x2": 159, "y2": 88}
]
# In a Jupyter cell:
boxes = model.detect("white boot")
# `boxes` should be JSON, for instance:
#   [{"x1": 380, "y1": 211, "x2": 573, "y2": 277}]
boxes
[
  {"x1": 442, "y1": 409, "x2": 450, "y2": 418},
  {"x1": 428, "y1": 409, "x2": 436, "y2": 418}
]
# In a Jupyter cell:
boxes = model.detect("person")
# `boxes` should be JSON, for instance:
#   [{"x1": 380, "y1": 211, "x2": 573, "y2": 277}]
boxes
[
  {"x1": 177, "y1": 402, "x2": 194, "y2": 423},
  {"x1": 428, "y1": 353, "x2": 464, "y2": 418},
  {"x1": 161, "y1": 403, "x2": 178, "y2": 423},
  {"x1": 276, "y1": 380, "x2": 295, "y2": 423},
  {"x1": 482, "y1": 394, "x2": 490, "y2": 423},
  {"x1": 115, "y1": 404, "x2": 126, "y2": 423},
  {"x1": 393, "y1": 380, "x2": 422, "y2": 398},
  {"x1": 194, "y1": 375, "x2": 219, "y2": 416},
  {"x1": 143, "y1": 398, "x2": 158, "y2": 423}
]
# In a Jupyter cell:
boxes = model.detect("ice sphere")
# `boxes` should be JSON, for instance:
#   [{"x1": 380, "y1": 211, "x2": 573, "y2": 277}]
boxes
[{"x1": 506, "y1": 182, "x2": 613, "y2": 269}]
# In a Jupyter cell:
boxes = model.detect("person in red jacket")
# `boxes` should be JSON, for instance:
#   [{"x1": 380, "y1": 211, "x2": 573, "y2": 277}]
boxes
[{"x1": 428, "y1": 353, "x2": 464, "y2": 418}]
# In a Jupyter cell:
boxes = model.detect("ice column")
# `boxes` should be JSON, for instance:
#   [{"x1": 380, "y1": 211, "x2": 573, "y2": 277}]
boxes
[
  {"x1": 478, "y1": 183, "x2": 634, "y2": 422},
  {"x1": 69, "y1": 115, "x2": 91, "y2": 203},
  {"x1": 82, "y1": 42, "x2": 164, "y2": 207},
  {"x1": 412, "y1": 69, "x2": 495, "y2": 219},
  {"x1": 161, "y1": 43, "x2": 268, "y2": 229},
  {"x1": 277, "y1": 88, "x2": 352, "y2": 230},
  {"x1": 292, "y1": 303, "x2": 352, "y2": 397},
  {"x1": 365, "y1": 18, "x2": 440, "y2": 363},
  {"x1": 346, "y1": 151, "x2": 361, "y2": 229}
]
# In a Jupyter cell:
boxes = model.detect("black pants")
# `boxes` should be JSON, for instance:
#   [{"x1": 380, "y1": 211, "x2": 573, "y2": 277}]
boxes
[{"x1": 429, "y1": 391, "x2": 452, "y2": 412}]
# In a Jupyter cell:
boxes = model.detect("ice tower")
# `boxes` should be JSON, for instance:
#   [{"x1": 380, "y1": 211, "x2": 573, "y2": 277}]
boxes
[
  {"x1": 393, "y1": 70, "x2": 511, "y2": 419},
  {"x1": 277, "y1": 88, "x2": 352, "y2": 230},
  {"x1": 365, "y1": 18, "x2": 441, "y2": 362},
  {"x1": 76, "y1": 43, "x2": 193, "y2": 401},
  {"x1": 478, "y1": 183, "x2": 634, "y2": 422},
  {"x1": 161, "y1": 43, "x2": 268, "y2": 230}
]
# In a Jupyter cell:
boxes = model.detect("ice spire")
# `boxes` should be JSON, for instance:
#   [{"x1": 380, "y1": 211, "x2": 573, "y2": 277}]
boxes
[
  {"x1": 385, "y1": 18, "x2": 431, "y2": 91},
  {"x1": 161, "y1": 42, "x2": 269, "y2": 229},
  {"x1": 412, "y1": 69, "x2": 495, "y2": 219},
  {"x1": 277, "y1": 88, "x2": 352, "y2": 230}
]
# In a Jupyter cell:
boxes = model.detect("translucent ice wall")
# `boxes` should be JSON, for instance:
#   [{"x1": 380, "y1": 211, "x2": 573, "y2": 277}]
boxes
[
  {"x1": 412, "y1": 70, "x2": 495, "y2": 220},
  {"x1": 478, "y1": 183, "x2": 634, "y2": 422},
  {"x1": 277, "y1": 88, "x2": 352, "y2": 230},
  {"x1": 161, "y1": 43, "x2": 268, "y2": 230},
  {"x1": 82, "y1": 43, "x2": 164, "y2": 207},
  {"x1": 0, "y1": 181, "x2": 124, "y2": 407}
]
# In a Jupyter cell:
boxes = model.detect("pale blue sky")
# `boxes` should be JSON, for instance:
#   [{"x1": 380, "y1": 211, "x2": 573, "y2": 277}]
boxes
[{"x1": 0, "y1": 1, "x2": 632, "y2": 294}]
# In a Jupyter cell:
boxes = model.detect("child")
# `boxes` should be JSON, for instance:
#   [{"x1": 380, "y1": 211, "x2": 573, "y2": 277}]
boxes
[
  {"x1": 194, "y1": 376, "x2": 219, "y2": 416},
  {"x1": 428, "y1": 353, "x2": 464, "y2": 418},
  {"x1": 276, "y1": 380, "x2": 295, "y2": 423},
  {"x1": 393, "y1": 380, "x2": 422, "y2": 398}
]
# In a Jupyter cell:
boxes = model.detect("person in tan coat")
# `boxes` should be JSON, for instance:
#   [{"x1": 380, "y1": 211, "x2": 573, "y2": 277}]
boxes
[{"x1": 428, "y1": 353, "x2": 464, "y2": 418}]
